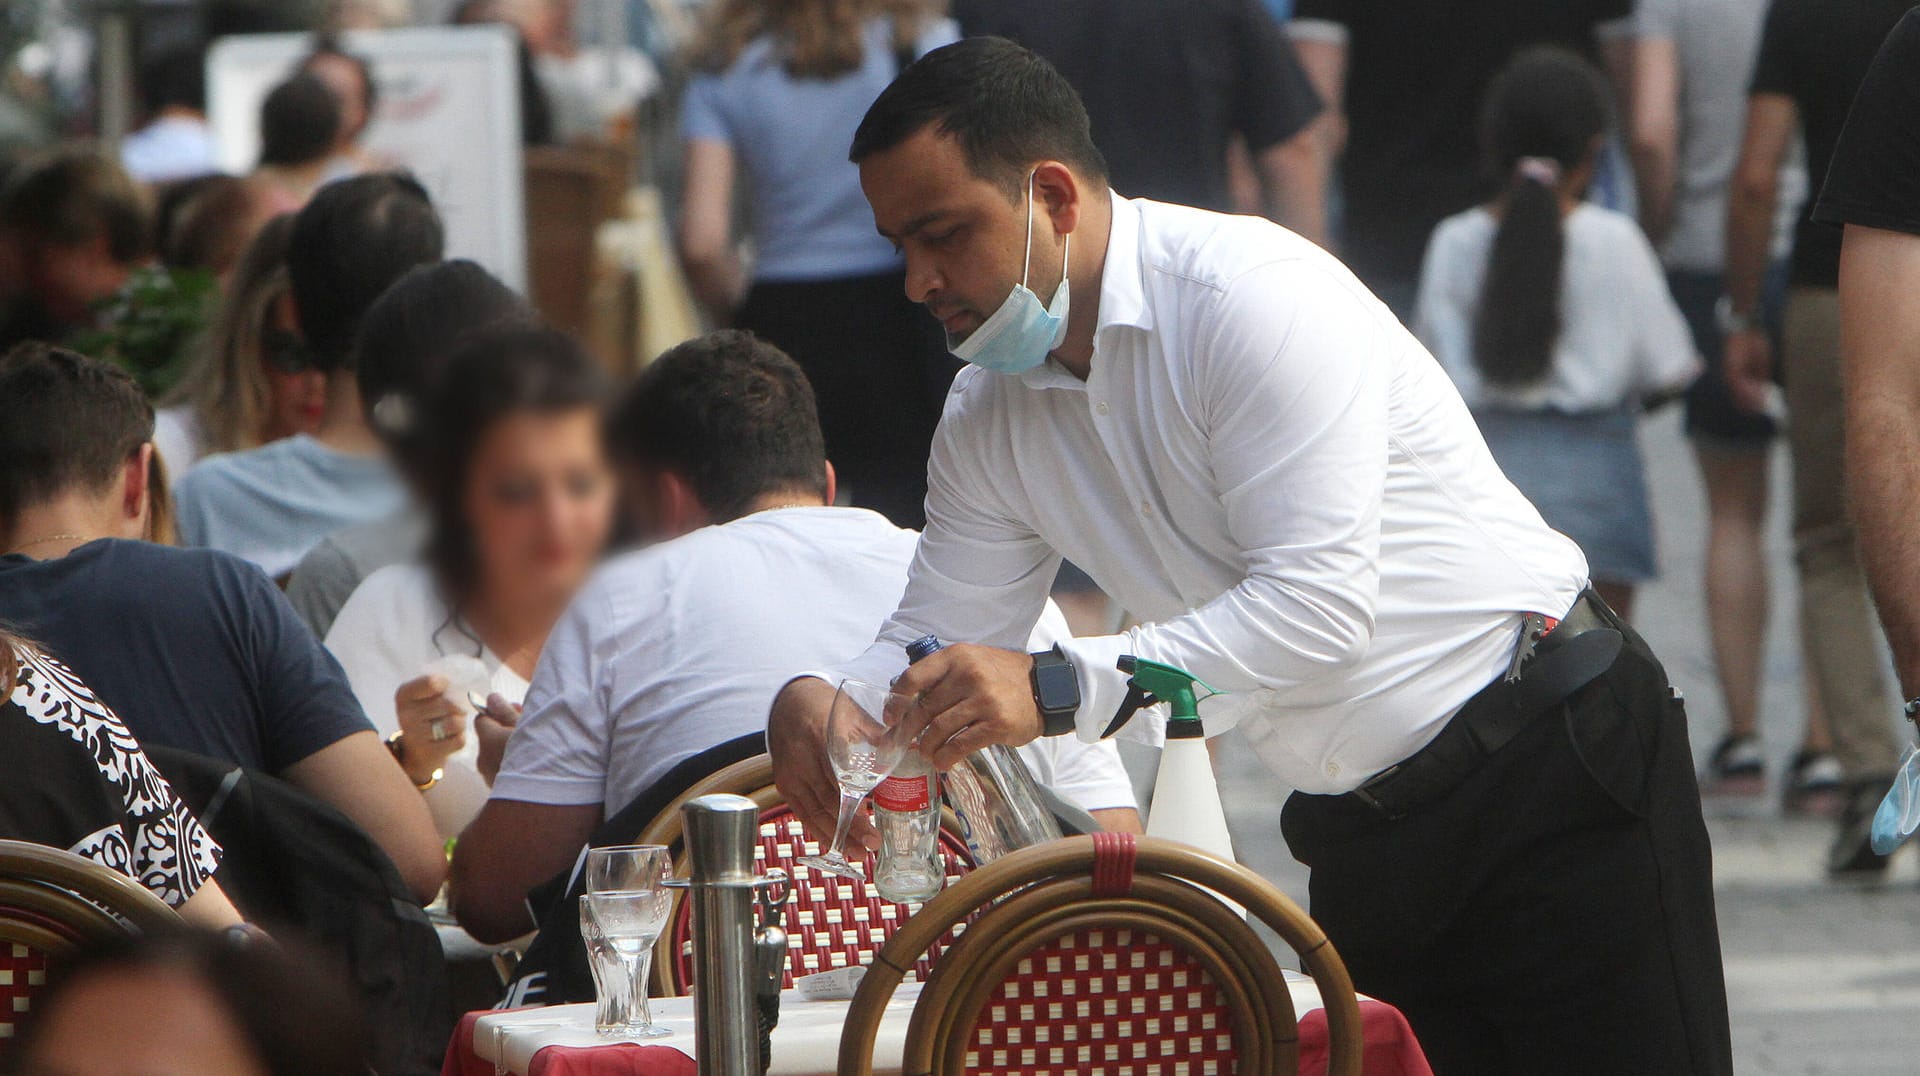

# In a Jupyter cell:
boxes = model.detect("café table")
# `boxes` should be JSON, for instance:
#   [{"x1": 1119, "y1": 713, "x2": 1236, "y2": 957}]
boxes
[{"x1": 443, "y1": 971, "x2": 1433, "y2": 1076}]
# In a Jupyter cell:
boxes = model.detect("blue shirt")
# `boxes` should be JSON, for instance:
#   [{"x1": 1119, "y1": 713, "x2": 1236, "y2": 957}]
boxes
[
  {"x1": 0, "y1": 540, "x2": 373, "y2": 773},
  {"x1": 681, "y1": 17, "x2": 959, "y2": 283},
  {"x1": 175, "y1": 434, "x2": 407, "y2": 579}
]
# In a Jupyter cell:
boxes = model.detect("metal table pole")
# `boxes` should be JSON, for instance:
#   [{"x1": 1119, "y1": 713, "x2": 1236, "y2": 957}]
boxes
[{"x1": 683, "y1": 793, "x2": 760, "y2": 1076}]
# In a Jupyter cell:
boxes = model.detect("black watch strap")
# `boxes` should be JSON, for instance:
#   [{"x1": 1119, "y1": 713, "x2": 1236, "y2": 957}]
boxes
[{"x1": 1030, "y1": 646, "x2": 1081, "y2": 736}]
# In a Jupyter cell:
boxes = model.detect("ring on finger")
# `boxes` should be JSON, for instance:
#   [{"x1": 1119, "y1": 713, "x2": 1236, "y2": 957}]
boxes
[{"x1": 430, "y1": 718, "x2": 450, "y2": 742}]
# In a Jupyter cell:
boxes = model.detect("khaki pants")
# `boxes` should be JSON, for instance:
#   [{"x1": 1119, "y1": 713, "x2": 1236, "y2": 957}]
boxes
[{"x1": 1784, "y1": 288, "x2": 1902, "y2": 780}]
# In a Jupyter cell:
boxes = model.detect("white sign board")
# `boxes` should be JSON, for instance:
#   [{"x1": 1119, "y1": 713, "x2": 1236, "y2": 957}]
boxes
[{"x1": 207, "y1": 26, "x2": 527, "y2": 291}]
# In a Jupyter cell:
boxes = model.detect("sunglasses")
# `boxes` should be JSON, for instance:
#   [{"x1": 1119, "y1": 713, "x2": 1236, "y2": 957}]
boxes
[{"x1": 260, "y1": 328, "x2": 317, "y2": 375}]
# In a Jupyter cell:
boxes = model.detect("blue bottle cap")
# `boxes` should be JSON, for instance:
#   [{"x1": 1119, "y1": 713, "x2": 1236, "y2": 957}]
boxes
[{"x1": 905, "y1": 635, "x2": 944, "y2": 664}]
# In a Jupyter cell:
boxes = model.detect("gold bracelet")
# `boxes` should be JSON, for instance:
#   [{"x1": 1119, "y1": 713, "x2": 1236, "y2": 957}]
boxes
[{"x1": 385, "y1": 730, "x2": 444, "y2": 792}]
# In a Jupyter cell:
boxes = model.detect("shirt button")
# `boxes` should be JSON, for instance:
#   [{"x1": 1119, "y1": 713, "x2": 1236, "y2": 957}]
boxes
[
  {"x1": 1325, "y1": 762, "x2": 1341, "y2": 778},
  {"x1": 1096, "y1": 402, "x2": 1110, "y2": 416},
  {"x1": 1139, "y1": 501, "x2": 1154, "y2": 518}
]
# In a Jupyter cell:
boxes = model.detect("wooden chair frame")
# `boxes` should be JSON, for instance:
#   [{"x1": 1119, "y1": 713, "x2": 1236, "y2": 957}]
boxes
[
  {"x1": 838, "y1": 835, "x2": 1364, "y2": 1076},
  {"x1": 0, "y1": 841, "x2": 178, "y2": 942}
]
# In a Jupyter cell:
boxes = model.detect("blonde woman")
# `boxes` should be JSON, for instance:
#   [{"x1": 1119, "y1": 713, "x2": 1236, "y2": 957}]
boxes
[
  {"x1": 677, "y1": 0, "x2": 956, "y2": 529},
  {"x1": 155, "y1": 215, "x2": 325, "y2": 474}
]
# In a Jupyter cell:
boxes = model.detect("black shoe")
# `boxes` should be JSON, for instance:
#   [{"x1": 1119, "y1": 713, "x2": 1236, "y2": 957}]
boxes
[
  {"x1": 1785, "y1": 750, "x2": 1845, "y2": 817},
  {"x1": 1701, "y1": 734, "x2": 1766, "y2": 796},
  {"x1": 1828, "y1": 779, "x2": 1894, "y2": 878}
]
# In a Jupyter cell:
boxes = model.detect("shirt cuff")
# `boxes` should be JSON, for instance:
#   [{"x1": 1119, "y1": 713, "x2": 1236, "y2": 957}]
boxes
[
  {"x1": 486, "y1": 769, "x2": 606, "y2": 807},
  {"x1": 1055, "y1": 633, "x2": 1161, "y2": 745}
]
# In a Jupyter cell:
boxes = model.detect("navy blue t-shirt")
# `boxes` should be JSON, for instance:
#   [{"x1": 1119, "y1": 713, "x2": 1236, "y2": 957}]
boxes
[{"x1": 0, "y1": 539, "x2": 372, "y2": 773}]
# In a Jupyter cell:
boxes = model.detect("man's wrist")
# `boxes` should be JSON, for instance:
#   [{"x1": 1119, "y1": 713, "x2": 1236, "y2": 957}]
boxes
[
  {"x1": 385, "y1": 731, "x2": 444, "y2": 790},
  {"x1": 1029, "y1": 646, "x2": 1081, "y2": 736}
]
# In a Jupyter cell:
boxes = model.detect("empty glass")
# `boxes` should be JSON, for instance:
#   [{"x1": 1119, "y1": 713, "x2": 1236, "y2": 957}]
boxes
[
  {"x1": 580, "y1": 844, "x2": 673, "y2": 1039},
  {"x1": 581, "y1": 889, "x2": 674, "y2": 1038},
  {"x1": 797, "y1": 678, "x2": 918, "y2": 880}
]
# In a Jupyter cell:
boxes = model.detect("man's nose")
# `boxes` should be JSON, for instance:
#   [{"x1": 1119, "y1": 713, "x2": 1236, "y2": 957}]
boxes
[{"x1": 904, "y1": 252, "x2": 942, "y2": 304}]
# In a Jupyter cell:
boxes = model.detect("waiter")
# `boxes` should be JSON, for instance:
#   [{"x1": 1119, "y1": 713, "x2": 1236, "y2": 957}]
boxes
[{"x1": 768, "y1": 38, "x2": 1730, "y2": 1075}]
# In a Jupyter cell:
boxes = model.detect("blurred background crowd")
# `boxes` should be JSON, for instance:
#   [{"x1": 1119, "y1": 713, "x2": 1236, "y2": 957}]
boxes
[{"x1": 1, "y1": 0, "x2": 1917, "y2": 1072}]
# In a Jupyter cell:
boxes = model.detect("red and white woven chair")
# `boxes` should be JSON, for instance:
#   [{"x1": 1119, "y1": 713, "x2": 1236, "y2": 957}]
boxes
[
  {"x1": 0, "y1": 840, "x2": 180, "y2": 1041},
  {"x1": 634, "y1": 754, "x2": 978, "y2": 994},
  {"x1": 838, "y1": 833, "x2": 1366, "y2": 1076}
]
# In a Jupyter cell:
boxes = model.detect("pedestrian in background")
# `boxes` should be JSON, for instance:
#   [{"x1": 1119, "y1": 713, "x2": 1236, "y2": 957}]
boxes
[
  {"x1": 1719, "y1": 0, "x2": 1914, "y2": 877},
  {"x1": 676, "y1": 0, "x2": 959, "y2": 528},
  {"x1": 1628, "y1": 0, "x2": 1843, "y2": 808},
  {"x1": 1415, "y1": 48, "x2": 1697, "y2": 621}
]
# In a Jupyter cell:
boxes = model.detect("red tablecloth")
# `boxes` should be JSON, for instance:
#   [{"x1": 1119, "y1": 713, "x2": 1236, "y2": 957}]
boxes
[{"x1": 442, "y1": 1000, "x2": 1433, "y2": 1076}]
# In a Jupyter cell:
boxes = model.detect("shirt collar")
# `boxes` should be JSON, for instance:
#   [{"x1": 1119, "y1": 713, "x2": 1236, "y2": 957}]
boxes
[{"x1": 1017, "y1": 190, "x2": 1152, "y2": 390}]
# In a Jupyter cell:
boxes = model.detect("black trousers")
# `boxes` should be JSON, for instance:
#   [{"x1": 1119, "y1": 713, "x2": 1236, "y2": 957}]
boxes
[
  {"x1": 737, "y1": 271, "x2": 957, "y2": 530},
  {"x1": 1281, "y1": 614, "x2": 1734, "y2": 1075}
]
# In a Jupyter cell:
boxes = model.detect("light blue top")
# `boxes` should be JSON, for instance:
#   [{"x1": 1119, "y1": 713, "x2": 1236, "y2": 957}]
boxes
[
  {"x1": 681, "y1": 17, "x2": 960, "y2": 283},
  {"x1": 174, "y1": 434, "x2": 408, "y2": 580}
]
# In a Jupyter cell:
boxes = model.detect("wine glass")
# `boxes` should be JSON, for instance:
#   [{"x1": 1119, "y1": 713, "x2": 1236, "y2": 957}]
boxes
[
  {"x1": 797, "y1": 678, "x2": 918, "y2": 880},
  {"x1": 580, "y1": 846, "x2": 674, "y2": 1040},
  {"x1": 585, "y1": 844, "x2": 671, "y2": 894}
]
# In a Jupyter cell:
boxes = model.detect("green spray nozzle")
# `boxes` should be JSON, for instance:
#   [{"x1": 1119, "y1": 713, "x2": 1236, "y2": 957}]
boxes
[{"x1": 1117, "y1": 656, "x2": 1220, "y2": 738}]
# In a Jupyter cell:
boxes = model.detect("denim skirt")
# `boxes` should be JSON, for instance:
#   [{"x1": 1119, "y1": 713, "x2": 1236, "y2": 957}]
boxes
[{"x1": 1474, "y1": 407, "x2": 1657, "y2": 584}]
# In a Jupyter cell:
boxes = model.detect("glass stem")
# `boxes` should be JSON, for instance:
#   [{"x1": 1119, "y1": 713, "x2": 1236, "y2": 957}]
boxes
[
  {"x1": 826, "y1": 788, "x2": 865, "y2": 858},
  {"x1": 633, "y1": 948, "x2": 655, "y2": 1027}
]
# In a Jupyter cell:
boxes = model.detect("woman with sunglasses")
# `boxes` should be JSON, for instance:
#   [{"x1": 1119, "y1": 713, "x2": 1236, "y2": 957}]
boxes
[
  {"x1": 154, "y1": 215, "x2": 326, "y2": 474},
  {"x1": 326, "y1": 322, "x2": 615, "y2": 837}
]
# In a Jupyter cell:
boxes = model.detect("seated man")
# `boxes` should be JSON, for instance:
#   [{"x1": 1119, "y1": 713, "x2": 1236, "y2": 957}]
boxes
[
  {"x1": 451, "y1": 330, "x2": 1138, "y2": 944},
  {"x1": 0, "y1": 343, "x2": 444, "y2": 903},
  {"x1": 174, "y1": 173, "x2": 442, "y2": 578},
  {"x1": 0, "y1": 146, "x2": 151, "y2": 353}
]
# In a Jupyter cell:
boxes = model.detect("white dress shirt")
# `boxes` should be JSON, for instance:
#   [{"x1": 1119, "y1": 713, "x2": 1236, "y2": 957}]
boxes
[
  {"x1": 1414, "y1": 204, "x2": 1700, "y2": 413},
  {"x1": 835, "y1": 194, "x2": 1590, "y2": 795},
  {"x1": 493, "y1": 507, "x2": 1135, "y2": 818}
]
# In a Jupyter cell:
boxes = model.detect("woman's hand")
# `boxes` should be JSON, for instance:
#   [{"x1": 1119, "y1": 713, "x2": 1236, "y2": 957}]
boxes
[
  {"x1": 474, "y1": 692, "x2": 522, "y2": 786},
  {"x1": 393, "y1": 674, "x2": 467, "y2": 786}
]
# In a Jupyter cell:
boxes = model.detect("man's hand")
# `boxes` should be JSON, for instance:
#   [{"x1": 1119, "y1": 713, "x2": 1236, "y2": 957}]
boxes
[
  {"x1": 768, "y1": 677, "x2": 877, "y2": 850},
  {"x1": 474, "y1": 692, "x2": 521, "y2": 786},
  {"x1": 892, "y1": 643, "x2": 1044, "y2": 771},
  {"x1": 1723, "y1": 327, "x2": 1774, "y2": 414}
]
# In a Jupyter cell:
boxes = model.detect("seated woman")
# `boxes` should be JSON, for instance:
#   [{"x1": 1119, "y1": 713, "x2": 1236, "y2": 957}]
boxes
[
  {"x1": 326, "y1": 325, "x2": 615, "y2": 837},
  {"x1": 0, "y1": 628, "x2": 242, "y2": 928},
  {"x1": 154, "y1": 215, "x2": 325, "y2": 475}
]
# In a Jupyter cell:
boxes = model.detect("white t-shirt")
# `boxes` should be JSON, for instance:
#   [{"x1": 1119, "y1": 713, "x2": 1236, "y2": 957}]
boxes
[
  {"x1": 494, "y1": 507, "x2": 1135, "y2": 819},
  {"x1": 325, "y1": 563, "x2": 530, "y2": 838},
  {"x1": 1414, "y1": 203, "x2": 1700, "y2": 414},
  {"x1": 152, "y1": 405, "x2": 206, "y2": 477}
]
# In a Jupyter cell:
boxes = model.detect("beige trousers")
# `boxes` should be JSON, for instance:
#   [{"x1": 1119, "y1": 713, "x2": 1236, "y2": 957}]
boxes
[{"x1": 1784, "y1": 287, "x2": 1902, "y2": 779}]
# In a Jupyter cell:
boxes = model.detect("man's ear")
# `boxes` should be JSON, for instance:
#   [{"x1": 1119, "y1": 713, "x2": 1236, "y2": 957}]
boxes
[
  {"x1": 123, "y1": 443, "x2": 154, "y2": 533},
  {"x1": 1032, "y1": 160, "x2": 1083, "y2": 237},
  {"x1": 822, "y1": 460, "x2": 838, "y2": 507}
]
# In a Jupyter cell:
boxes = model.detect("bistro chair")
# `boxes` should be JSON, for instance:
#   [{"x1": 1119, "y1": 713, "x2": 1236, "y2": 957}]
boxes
[
  {"x1": 0, "y1": 840, "x2": 180, "y2": 1040},
  {"x1": 838, "y1": 833, "x2": 1366, "y2": 1076},
  {"x1": 635, "y1": 754, "x2": 978, "y2": 996}
]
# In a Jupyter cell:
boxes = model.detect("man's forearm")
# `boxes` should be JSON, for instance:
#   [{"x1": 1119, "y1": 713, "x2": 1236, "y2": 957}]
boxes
[
  {"x1": 1840, "y1": 225, "x2": 1920, "y2": 696},
  {"x1": 1724, "y1": 176, "x2": 1777, "y2": 313}
]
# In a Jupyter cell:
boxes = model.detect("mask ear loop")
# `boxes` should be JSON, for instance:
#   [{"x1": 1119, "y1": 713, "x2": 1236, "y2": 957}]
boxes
[{"x1": 1022, "y1": 169, "x2": 1037, "y2": 287}]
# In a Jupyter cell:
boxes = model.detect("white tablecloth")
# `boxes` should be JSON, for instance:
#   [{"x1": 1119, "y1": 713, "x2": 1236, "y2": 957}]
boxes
[{"x1": 470, "y1": 972, "x2": 1332, "y2": 1076}]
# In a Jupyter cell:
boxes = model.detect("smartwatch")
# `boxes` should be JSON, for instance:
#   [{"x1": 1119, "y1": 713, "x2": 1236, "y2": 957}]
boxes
[{"x1": 1030, "y1": 646, "x2": 1081, "y2": 736}]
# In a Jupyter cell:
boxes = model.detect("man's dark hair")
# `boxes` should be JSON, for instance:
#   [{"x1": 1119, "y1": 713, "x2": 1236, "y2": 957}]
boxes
[
  {"x1": 0, "y1": 145, "x2": 151, "y2": 262},
  {"x1": 302, "y1": 34, "x2": 380, "y2": 138},
  {"x1": 849, "y1": 36, "x2": 1107, "y2": 197},
  {"x1": 286, "y1": 172, "x2": 444, "y2": 373},
  {"x1": 615, "y1": 330, "x2": 828, "y2": 521},
  {"x1": 137, "y1": 42, "x2": 208, "y2": 116},
  {"x1": 355, "y1": 259, "x2": 532, "y2": 472},
  {"x1": 0, "y1": 342, "x2": 155, "y2": 524},
  {"x1": 258, "y1": 72, "x2": 341, "y2": 168}
]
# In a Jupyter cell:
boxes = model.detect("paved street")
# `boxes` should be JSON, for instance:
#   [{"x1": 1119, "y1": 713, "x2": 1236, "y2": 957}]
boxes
[{"x1": 1205, "y1": 407, "x2": 1920, "y2": 1073}]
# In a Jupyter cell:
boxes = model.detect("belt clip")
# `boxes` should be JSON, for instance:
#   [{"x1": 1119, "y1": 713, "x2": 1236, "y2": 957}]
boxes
[
  {"x1": 1351, "y1": 765, "x2": 1405, "y2": 821},
  {"x1": 1504, "y1": 612, "x2": 1552, "y2": 684}
]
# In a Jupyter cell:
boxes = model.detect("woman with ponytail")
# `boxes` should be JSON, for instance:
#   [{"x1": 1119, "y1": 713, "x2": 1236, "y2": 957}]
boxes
[{"x1": 1414, "y1": 48, "x2": 1698, "y2": 619}]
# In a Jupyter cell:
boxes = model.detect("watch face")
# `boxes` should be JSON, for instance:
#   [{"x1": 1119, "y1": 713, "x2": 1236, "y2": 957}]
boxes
[{"x1": 1034, "y1": 660, "x2": 1080, "y2": 710}]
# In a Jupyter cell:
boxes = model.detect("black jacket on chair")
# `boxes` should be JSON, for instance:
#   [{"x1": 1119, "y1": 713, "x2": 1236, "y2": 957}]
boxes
[{"x1": 146, "y1": 745, "x2": 453, "y2": 1076}]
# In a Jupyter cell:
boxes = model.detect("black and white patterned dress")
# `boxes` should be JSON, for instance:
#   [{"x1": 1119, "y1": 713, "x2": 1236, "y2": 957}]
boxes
[{"x1": 1, "y1": 644, "x2": 221, "y2": 907}]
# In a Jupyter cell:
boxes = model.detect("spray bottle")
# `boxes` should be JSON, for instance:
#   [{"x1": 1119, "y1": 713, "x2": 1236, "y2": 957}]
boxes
[{"x1": 1122, "y1": 657, "x2": 1236, "y2": 866}]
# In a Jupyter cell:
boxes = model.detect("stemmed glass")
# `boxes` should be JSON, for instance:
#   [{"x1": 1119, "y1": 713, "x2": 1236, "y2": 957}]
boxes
[
  {"x1": 797, "y1": 678, "x2": 918, "y2": 881},
  {"x1": 580, "y1": 845, "x2": 673, "y2": 1039}
]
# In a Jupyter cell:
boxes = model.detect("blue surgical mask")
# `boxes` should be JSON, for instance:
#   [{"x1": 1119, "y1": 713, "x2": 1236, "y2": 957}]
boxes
[{"x1": 947, "y1": 172, "x2": 1071, "y2": 374}]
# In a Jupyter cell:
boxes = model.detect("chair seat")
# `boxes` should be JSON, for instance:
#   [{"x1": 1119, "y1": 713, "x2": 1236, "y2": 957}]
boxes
[{"x1": 0, "y1": 941, "x2": 52, "y2": 1041}]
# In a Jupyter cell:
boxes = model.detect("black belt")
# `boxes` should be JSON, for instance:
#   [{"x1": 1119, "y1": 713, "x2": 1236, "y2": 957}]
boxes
[{"x1": 1346, "y1": 589, "x2": 1625, "y2": 820}]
